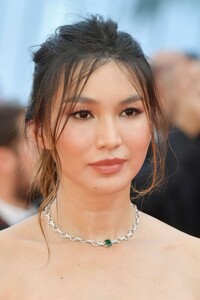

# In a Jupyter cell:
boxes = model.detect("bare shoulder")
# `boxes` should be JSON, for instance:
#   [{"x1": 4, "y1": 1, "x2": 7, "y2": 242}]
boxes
[
  {"x1": 139, "y1": 212, "x2": 200, "y2": 291},
  {"x1": 0, "y1": 215, "x2": 44, "y2": 277},
  {"x1": 141, "y1": 211, "x2": 200, "y2": 256},
  {"x1": 0, "y1": 213, "x2": 40, "y2": 242},
  {"x1": 0, "y1": 213, "x2": 45, "y2": 254}
]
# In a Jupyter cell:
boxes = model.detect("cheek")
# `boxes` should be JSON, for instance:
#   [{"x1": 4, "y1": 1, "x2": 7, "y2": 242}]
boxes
[
  {"x1": 127, "y1": 136, "x2": 150, "y2": 161},
  {"x1": 124, "y1": 120, "x2": 151, "y2": 154},
  {"x1": 57, "y1": 126, "x2": 94, "y2": 157},
  {"x1": 125, "y1": 124, "x2": 151, "y2": 176}
]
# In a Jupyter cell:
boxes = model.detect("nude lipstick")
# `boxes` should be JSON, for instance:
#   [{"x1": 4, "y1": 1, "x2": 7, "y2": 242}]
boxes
[{"x1": 89, "y1": 158, "x2": 126, "y2": 175}]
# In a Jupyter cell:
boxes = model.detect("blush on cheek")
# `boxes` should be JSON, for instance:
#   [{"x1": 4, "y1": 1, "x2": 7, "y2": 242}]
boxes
[
  {"x1": 127, "y1": 129, "x2": 151, "y2": 150},
  {"x1": 60, "y1": 127, "x2": 94, "y2": 154},
  {"x1": 130, "y1": 132, "x2": 151, "y2": 170}
]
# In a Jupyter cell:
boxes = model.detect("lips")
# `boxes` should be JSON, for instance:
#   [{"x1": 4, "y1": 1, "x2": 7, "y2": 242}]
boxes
[
  {"x1": 89, "y1": 158, "x2": 126, "y2": 174},
  {"x1": 90, "y1": 158, "x2": 126, "y2": 166}
]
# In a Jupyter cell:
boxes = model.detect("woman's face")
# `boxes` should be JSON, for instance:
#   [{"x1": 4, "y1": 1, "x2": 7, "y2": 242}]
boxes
[{"x1": 56, "y1": 61, "x2": 151, "y2": 194}]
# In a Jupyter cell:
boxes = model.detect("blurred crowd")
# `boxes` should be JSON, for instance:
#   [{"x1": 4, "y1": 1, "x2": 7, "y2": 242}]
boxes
[
  {"x1": 153, "y1": 51, "x2": 200, "y2": 137},
  {"x1": 134, "y1": 50, "x2": 200, "y2": 238},
  {"x1": 0, "y1": 102, "x2": 40, "y2": 230},
  {"x1": 0, "y1": 49, "x2": 200, "y2": 237}
]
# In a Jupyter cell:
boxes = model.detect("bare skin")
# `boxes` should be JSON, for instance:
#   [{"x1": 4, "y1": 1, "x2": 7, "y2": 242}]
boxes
[{"x1": 0, "y1": 211, "x2": 200, "y2": 300}]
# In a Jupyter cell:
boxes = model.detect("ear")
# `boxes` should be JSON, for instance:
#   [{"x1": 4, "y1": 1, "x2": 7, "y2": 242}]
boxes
[
  {"x1": 27, "y1": 122, "x2": 52, "y2": 150},
  {"x1": 0, "y1": 147, "x2": 18, "y2": 174}
]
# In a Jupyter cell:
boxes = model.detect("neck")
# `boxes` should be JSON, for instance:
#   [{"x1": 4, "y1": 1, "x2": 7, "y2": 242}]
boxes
[{"x1": 48, "y1": 185, "x2": 135, "y2": 243}]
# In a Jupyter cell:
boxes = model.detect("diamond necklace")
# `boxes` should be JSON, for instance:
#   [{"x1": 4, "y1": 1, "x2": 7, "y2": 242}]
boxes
[{"x1": 44, "y1": 201, "x2": 140, "y2": 247}]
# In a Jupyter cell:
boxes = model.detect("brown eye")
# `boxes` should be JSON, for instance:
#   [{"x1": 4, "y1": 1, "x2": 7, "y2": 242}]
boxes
[
  {"x1": 121, "y1": 108, "x2": 140, "y2": 117},
  {"x1": 72, "y1": 110, "x2": 92, "y2": 119}
]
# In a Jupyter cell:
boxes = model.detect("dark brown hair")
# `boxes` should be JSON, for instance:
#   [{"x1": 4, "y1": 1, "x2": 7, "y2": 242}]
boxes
[{"x1": 25, "y1": 15, "x2": 168, "y2": 213}]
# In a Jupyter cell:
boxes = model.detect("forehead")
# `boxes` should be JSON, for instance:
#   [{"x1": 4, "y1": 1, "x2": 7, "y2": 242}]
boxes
[
  {"x1": 53, "y1": 60, "x2": 143, "y2": 111},
  {"x1": 72, "y1": 60, "x2": 142, "y2": 101}
]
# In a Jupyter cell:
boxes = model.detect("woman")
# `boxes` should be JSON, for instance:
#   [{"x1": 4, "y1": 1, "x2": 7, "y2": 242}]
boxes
[{"x1": 0, "y1": 15, "x2": 199, "y2": 299}]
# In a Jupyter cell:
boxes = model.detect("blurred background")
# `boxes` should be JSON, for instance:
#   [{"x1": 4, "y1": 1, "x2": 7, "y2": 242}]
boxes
[{"x1": 0, "y1": 0, "x2": 200, "y2": 104}]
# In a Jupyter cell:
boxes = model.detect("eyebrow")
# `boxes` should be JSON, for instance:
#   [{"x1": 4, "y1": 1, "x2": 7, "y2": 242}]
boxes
[{"x1": 67, "y1": 95, "x2": 143, "y2": 105}]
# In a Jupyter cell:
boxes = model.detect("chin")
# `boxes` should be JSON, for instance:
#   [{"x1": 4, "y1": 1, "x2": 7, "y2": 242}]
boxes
[{"x1": 88, "y1": 177, "x2": 131, "y2": 195}]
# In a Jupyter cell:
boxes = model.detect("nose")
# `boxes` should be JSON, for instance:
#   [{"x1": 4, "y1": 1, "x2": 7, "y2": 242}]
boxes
[{"x1": 95, "y1": 116, "x2": 122, "y2": 150}]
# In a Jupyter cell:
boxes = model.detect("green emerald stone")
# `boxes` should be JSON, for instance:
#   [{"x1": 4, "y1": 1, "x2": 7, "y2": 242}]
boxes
[{"x1": 104, "y1": 239, "x2": 112, "y2": 247}]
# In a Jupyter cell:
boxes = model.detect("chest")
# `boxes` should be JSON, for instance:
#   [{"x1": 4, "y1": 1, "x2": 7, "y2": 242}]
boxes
[{"x1": 3, "y1": 251, "x2": 196, "y2": 300}]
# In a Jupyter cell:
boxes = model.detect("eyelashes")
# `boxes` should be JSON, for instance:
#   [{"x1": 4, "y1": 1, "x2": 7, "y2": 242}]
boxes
[
  {"x1": 71, "y1": 109, "x2": 93, "y2": 120},
  {"x1": 69, "y1": 107, "x2": 142, "y2": 120},
  {"x1": 120, "y1": 107, "x2": 141, "y2": 117}
]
